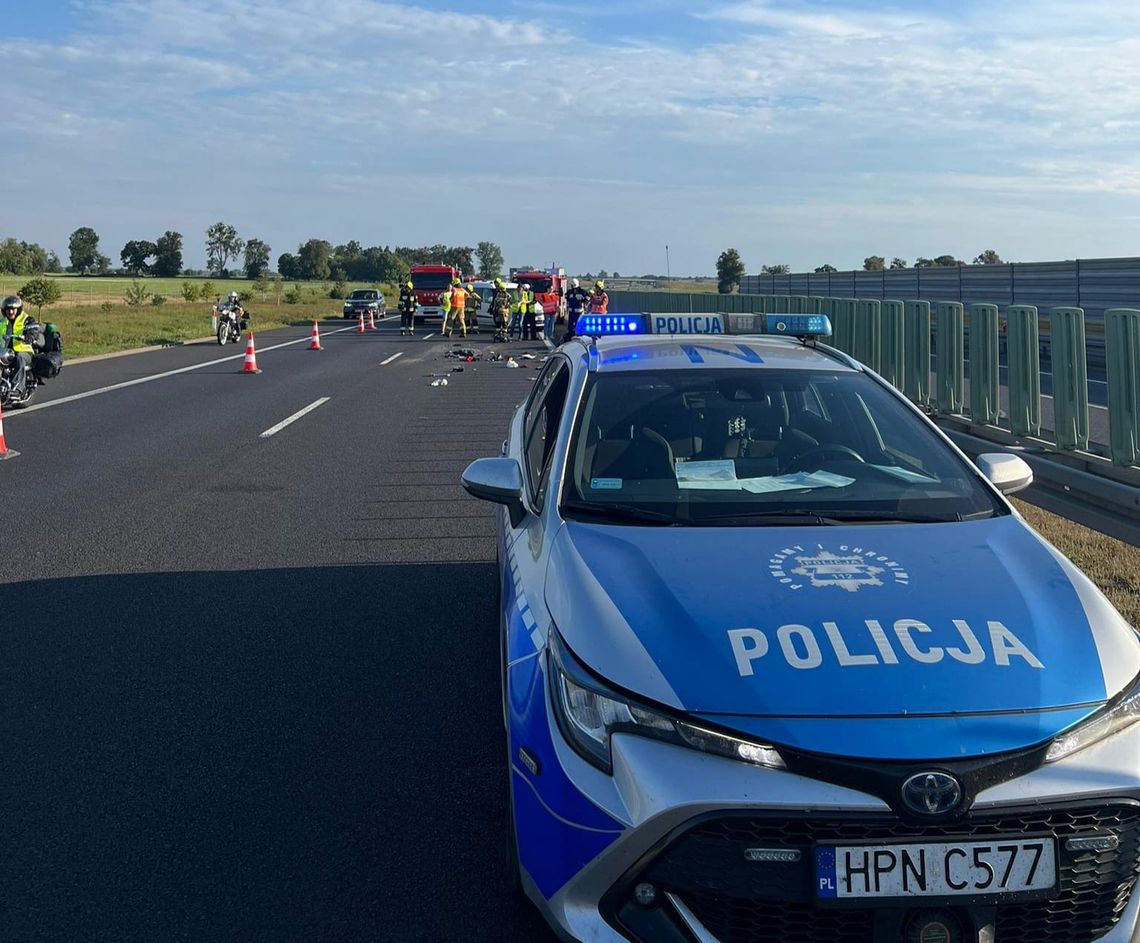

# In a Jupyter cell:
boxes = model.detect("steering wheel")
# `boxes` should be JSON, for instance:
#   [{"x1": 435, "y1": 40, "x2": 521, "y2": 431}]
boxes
[{"x1": 787, "y1": 444, "x2": 865, "y2": 471}]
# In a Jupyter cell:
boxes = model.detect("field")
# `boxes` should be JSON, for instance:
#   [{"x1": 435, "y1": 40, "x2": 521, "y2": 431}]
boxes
[{"x1": 0, "y1": 274, "x2": 399, "y2": 357}]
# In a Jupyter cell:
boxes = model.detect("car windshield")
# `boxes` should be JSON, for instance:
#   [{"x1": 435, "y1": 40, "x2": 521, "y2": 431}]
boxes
[
  {"x1": 349, "y1": 290, "x2": 377, "y2": 300},
  {"x1": 562, "y1": 368, "x2": 1005, "y2": 525},
  {"x1": 411, "y1": 272, "x2": 452, "y2": 290}
]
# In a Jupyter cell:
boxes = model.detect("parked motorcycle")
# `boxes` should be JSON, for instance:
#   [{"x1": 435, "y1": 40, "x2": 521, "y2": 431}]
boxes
[
  {"x1": 216, "y1": 305, "x2": 248, "y2": 345},
  {"x1": 0, "y1": 322, "x2": 64, "y2": 409}
]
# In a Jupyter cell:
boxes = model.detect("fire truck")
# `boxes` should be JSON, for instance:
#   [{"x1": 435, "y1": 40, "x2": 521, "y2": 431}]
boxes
[
  {"x1": 408, "y1": 264, "x2": 460, "y2": 323},
  {"x1": 510, "y1": 265, "x2": 567, "y2": 323}
]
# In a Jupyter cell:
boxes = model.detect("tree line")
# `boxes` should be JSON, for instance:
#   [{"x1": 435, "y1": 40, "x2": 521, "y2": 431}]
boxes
[
  {"x1": 715, "y1": 249, "x2": 1006, "y2": 292},
  {"x1": 0, "y1": 225, "x2": 509, "y2": 283}
]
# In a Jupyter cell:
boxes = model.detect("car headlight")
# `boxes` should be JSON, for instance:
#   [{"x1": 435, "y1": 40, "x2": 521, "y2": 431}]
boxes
[
  {"x1": 549, "y1": 630, "x2": 784, "y2": 773},
  {"x1": 1045, "y1": 672, "x2": 1140, "y2": 762}
]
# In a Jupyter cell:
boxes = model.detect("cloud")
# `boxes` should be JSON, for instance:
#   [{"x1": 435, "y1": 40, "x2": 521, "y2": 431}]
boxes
[{"x1": 5, "y1": 0, "x2": 1140, "y2": 274}]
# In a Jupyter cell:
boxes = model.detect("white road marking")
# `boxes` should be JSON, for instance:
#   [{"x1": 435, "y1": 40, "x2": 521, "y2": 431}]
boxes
[
  {"x1": 260, "y1": 397, "x2": 330, "y2": 438},
  {"x1": 380, "y1": 352, "x2": 403, "y2": 365},
  {"x1": 11, "y1": 327, "x2": 358, "y2": 416},
  {"x1": 422, "y1": 333, "x2": 435, "y2": 340}
]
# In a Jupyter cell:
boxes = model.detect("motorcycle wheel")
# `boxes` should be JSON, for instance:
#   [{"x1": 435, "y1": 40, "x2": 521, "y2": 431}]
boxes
[
  {"x1": 11, "y1": 386, "x2": 34, "y2": 409},
  {"x1": 217, "y1": 324, "x2": 230, "y2": 345}
]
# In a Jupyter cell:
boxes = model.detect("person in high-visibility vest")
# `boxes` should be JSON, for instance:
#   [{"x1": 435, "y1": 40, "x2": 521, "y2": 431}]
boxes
[
  {"x1": 565, "y1": 277, "x2": 590, "y2": 341},
  {"x1": 517, "y1": 283, "x2": 538, "y2": 341},
  {"x1": 588, "y1": 279, "x2": 609, "y2": 314},
  {"x1": 398, "y1": 280, "x2": 417, "y2": 335},
  {"x1": 442, "y1": 278, "x2": 467, "y2": 338},
  {"x1": 1, "y1": 295, "x2": 38, "y2": 397},
  {"x1": 439, "y1": 280, "x2": 452, "y2": 332},
  {"x1": 490, "y1": 278, "x2": 512, "y2": 343}
]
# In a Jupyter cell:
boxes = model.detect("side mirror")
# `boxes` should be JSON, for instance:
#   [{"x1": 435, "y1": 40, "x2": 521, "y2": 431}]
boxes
[
  {"x1": 462, "y1": 457, "x2": 526, "y2": 526},
  {"x1": 976, "y1": 453, "x2": 1033, "y2": 495}
]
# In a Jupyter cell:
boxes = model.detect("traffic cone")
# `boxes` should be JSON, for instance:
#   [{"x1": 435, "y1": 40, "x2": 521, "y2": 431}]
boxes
[
  {"x1": 357, "y1": 313, "x2": 365, "y2": 334},
  {"x1": 0, "y1": 400, "x2": 16, "y2": 460},
  {"x1": 241, "y1": 331, "x2": 262, "y2": 374},
  {"x1": 308, "y1": 320, "x2": 322, "y2": 350},
  {"x1": 369, "y1": 310, "x2": 378, "y2": 330}
]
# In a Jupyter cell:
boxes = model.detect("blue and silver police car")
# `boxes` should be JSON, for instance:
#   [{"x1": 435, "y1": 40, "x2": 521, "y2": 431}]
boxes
[{"x1": 461, "y1": 312, "x2": 1140, "y2": 943}]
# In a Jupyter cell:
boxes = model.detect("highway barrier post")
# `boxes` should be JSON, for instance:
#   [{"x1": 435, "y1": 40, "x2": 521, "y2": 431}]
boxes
[
  {"x1": 1006, "y1": 305, "x2": 1041, "y2": 437},
  {"x1": 969, "y1": 303, "x2": 1001, "y2": 426},
  {"x1": 1049, "y1": 307, "x2": 1089, "y2": 451},
  {"x1": 935, "y1": 302, "x2": 965, "y2": 415},
  {"x1": 903, "y1": 300, "x2": 931, "y2": 405},
  {"x1": 1106, "y1": 308, "x2": 1140, "y2": 466},
  {"x1": 879, "y1": 300, "x2": 905, "y2": 389}
]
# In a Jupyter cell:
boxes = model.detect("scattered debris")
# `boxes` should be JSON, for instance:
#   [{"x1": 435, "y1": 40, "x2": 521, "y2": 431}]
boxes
[
  {"x1": 430, "y1": 378, "x2": 450, "y2": 387},
  {"x1": 451, "y1": 366, "x2": 465, "y2": 372},
  {"x1": 506, "y1": 358, "x2": 520, "y2": 368},
  {"x1": 520, "y1": 353, "x2": 537, "y2": 360}
]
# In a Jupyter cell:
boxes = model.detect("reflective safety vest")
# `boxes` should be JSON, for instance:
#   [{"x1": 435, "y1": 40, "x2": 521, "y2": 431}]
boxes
[
  {"x1": 2, "y1": 312, "x2": 33, "y2": 355},
  {"x1": 440, "y1": 290, "x2": 452, "y2": 313},
  {"x1": 567, "y1": 287, "x2": 590, "y2": 315},
  {"x1": 515, "y1": 289, "x2": 534, "y2": 314},
  {"x1": 588, "y1": 290, "x2": 609, "y2": 314},
  {"x1": 450, "y1": 286, "x2": 466, "y2": 311},
  {"x1": 490, "y1": 288, "x2": 511, "y2": 316}
]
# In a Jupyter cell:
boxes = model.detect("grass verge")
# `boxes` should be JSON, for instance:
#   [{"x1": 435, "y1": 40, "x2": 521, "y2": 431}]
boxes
[{"x1": 1013, "y1": 498, "x2": 1140, "y2": 625}]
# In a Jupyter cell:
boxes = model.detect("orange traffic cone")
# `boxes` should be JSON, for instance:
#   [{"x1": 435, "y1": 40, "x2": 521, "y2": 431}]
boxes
[
  {"x1": 241, "y1": 331, "x2": 262, "y2": 374},
  {"x1": 0, "y1": 400, "x2": 17, "y2": 460},
  {"x1": 369, "y1": 310, "x2": 378, "y2": 330},
  {"x1": 357, "y1": 313, "x2": 365, "y2": 334},
  {"x1": 308, "y1": 320, "x2": 322, "y2": 350}
]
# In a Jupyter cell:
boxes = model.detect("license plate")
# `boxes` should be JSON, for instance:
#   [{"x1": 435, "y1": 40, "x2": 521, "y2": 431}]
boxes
[{"x1": 815, "y1": 838, "x2": 1056, "y2": 899}]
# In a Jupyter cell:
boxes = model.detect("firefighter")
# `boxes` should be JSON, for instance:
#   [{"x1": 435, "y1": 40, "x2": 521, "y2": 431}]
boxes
[
  {"x1": 564, "y1": 277, "x2": 590, "y2": 341},
  {"x1": 465, "y1": 283, "x2": 481, "y2": 334},
  {"x1": 490, "y1": 278, "x2": 512, "y2": 343},
  {"x1": 442, "y1": 278, "x2": 467, "y2": 338},
  {"x1": 439, "y1": 279, "x2": 452, "y2": 333},
  {"x1": 398, "y1": 280, "x2": 417, "y2": 335},
  {"x1": 588, "y1": 279, "x2": 609, "y2": 314},
  {"x1": 518, "y1": 282, "x2": 538, "y2": 341}
]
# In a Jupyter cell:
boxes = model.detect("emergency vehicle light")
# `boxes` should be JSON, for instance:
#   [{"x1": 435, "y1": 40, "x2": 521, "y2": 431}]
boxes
[
  {"x1": 575, "y1": 313, "x2": 647, "y2": 337},
  {"x1": 764, "y1": 314, "x2": 831, "y2": 338}
]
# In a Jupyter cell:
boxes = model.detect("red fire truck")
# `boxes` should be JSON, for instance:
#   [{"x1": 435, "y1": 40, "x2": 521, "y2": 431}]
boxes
[{"x1": 408, "y1": 264, "x2": 460, "y2": 323}]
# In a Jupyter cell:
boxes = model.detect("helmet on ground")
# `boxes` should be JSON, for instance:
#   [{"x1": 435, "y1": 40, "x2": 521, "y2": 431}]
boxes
[
  {"x1": 571, "y1": 278, "x2": 579, "y2": 288},
  {"x1": 228, "y1": 291, "x2": 239, "y2": 302},
  {"x1": 595, "y1": 280, "x2": 605, "y2": 290},
  {"x1": 2, "y1": 295, "x2": 22, "y2": 314}
]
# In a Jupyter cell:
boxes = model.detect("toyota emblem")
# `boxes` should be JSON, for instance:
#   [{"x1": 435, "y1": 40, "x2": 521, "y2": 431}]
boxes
[{"x1": 901, "y1": 772, "x2": 963, "y2": 816}]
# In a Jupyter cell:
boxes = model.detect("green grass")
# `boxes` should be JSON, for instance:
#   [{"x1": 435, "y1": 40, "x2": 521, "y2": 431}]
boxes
[{"x1": 0, "y1": 275, "x2": 400, "y2": 356}]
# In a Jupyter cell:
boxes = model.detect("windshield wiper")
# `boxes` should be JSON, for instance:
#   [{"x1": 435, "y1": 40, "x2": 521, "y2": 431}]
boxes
[
  {"x1": 815, "y1": 509, "x2": 996, "y2": 524},
  {"x1": 562, "y1": 500, "x2": 683, "y2": 526},
  {"x1": 694, "y1": 509, "x2": 843, "y2": 526}
]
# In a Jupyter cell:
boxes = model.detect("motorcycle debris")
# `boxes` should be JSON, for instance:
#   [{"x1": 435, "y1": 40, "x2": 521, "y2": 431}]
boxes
[
  {"x1": 505, "y1": 358, "x2": 520, "y2": 368},
  {"x1": 431, "y1": 378, "x2": 450, "y2": 387},
  {"x1": 452, "y1": 366, "x2": 465, "y2": 372},
  {"x1": 520, "y1": 353, "x2": 537, "y2": 360}
]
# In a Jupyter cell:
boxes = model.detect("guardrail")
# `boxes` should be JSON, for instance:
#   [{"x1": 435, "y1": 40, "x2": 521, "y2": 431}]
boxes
[{"x1": 606, "y1": 290, "x2": 1140, "y2": 468}]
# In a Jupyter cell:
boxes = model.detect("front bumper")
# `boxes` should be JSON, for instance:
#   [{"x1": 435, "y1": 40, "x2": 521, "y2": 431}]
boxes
[{"x1": 515, "y1": 660, "x2": 1140, "y2": 943}]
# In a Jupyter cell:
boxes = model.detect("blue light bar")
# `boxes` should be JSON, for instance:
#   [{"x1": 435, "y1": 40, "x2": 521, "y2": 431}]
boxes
[
  {"x1": 765, "y1": 314, "x2": 832, "y2": 338},
  {"x1": 575, "y1": 313, "x2": 648, "y2": 337}
]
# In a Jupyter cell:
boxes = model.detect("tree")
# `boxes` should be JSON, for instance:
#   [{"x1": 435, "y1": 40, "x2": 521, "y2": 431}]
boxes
[
  {"x1": 890, "y1": 257, "x2": 908, "y2": 269},
  {"x1": 277, "y1": 252, "x2": 299, "y2": 280},
  {"x1": 973, "y1": 249, "x2": 1003, "y2": 265},
  {"x1": 715, "y1": 248, "x2": 746, "y2": 294},
  {"x1": 761, "y1": 264, "x2": 790, "y2": 275},
  {"x1": 915, "y1": 257, "x2": 933, "y2": 267},
  {"x1": 18, "y1": 276, "x2": 63, "y2": 313},
  {"x1": 120, "y1": 239, "x2": 157, "y2": 276},
  {"x1": 204, "y1": 221, "x2": 245, "y2": 275},
  {"x1": 124, "y1": 281, "x2": 151, "y2": 307},
  {"x1": 153, "y1": 231, "x2": 184, "y2": 277},
  {"x1": 243, "y1": 238, "x2": 271, "y2": 279},
  {"x1": 68, "y1": 226, "x2": 102, "y2": 274},
  {"x1": 814, "y1": 264, "x2": 838, "y2": 273},
  {"x1": 475, "y1": 241, "x2": 504, "y2": 280},
  {"x1": 863, "y1": 255, "x2": 885, "y2": 271},
  {"x1": 296, "y1": 239, "x2": 331, "y2": 280},
  {"x1": 933, "y1": 254, "x2": 960, "y2": 267},
  {"x1": 0, "y1": 239, "x2": 51, "y2": 275}
]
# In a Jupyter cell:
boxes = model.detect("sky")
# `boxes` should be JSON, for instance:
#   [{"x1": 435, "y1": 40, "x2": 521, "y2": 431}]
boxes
[{"x1": 5, "y1": 0, "x2": 1140, "y2": 275}]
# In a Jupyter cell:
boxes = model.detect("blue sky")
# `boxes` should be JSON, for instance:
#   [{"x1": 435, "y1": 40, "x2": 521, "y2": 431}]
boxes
[{"x1": 5, "y1": 0, "x2": 1140, "y2": 275}]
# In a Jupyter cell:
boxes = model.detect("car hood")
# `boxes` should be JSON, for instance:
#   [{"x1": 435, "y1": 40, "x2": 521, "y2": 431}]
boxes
[{"x1": 545, "y1": 516, "x2": 1140, "y2": 757}]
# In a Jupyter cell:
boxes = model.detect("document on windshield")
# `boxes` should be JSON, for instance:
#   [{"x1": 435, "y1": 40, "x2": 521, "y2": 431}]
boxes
[{"x1": 675, "y1": 461, "x2": 853, "y2": 492}]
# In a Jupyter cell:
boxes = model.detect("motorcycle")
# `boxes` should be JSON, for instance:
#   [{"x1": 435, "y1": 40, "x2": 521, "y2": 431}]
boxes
[
  {"x1": 1, "y1": 322, "x2": 64, "y2": 410},
  {"x1": 216, "y1": 305, "x2": 248, "y2": 345}
]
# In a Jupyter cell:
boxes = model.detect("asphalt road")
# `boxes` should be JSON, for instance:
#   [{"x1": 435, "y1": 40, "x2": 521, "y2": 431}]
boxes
[{"x1": 1, "y1": 317, "x2": 560, "y2": 942}]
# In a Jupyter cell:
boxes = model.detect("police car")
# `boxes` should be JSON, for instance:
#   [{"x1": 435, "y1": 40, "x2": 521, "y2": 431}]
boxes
[{"x1": 461, "y1": 311, "x2": 1140, "y2": 943}]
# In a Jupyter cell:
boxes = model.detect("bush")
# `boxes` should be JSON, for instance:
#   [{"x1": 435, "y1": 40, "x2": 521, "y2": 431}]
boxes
[
  {"x1": 254, "y1": 273, "x2": 270, "y2": 295},
  {"x1": 125, "y1": 281, "x2": 151, "y2": 307},
  {"x1": 151, "y1": 295, "x2": 167, "y2": 306},
  {"x1": 328, "y1": 279, "x2": 347, "y2": 300},
  {"x1": 198, "y1": 280, "x2": 216, "y2": 302},
  {"x1": 101, "y1": 301, "x2": 114, "y2": 313},
  {"x1": 181, "y1": 281, "x2": 198, "y2": 302},
  {"x1": 284, "y1": 285, "x2": 303, "y2": 305}
]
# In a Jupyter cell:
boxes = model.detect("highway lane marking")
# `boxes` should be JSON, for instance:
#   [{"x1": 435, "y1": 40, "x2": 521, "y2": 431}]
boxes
[
  {"x1": 422, "y1": 333, "x2": 436, "y2": 340},
  {"x1": 260, "y1": 398, "x2": 330, "y2": 438},
  {"x1": 380, "y1": 352, "x2": 404, "y2": 365},
  {"x1": 10, "y1": 327, "x2": 358, "y2": 417}
]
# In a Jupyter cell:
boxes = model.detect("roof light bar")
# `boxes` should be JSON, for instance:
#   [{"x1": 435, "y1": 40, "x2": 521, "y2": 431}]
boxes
[
  {"x1": 575, "y1": 311, "x2": 832, "y2": 339},
  {"x1": 575, "y1": 313, "x2": 648, "y2": 337}
]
